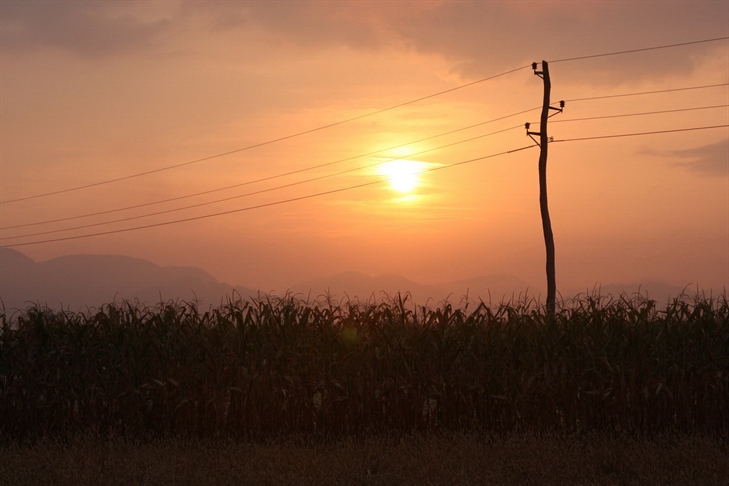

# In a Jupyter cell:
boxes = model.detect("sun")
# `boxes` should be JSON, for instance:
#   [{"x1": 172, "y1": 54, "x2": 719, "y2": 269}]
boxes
[{"x1": 377, "y1": 159, "x2": 427, "y2": 194}]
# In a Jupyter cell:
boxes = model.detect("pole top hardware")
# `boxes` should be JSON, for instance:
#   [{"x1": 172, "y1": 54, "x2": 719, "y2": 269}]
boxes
[
  {"x1": 532, "y1": 61, "x2": 546, "y2": 78},
  {"x1": 525, "y1": 122, "x2": 542, "y2": 147},
  {"x1": 548, "y1": 100, "x2": 565, "y2": 118}
]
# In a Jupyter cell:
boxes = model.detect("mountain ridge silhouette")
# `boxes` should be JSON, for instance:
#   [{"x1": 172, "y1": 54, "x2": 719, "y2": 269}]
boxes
[
  {"x1": 0, "y1": 248, "x2": 257, "y2": 312},
  {"x1": 0, "y1": 248, "x2": 702, "y2": 312}
]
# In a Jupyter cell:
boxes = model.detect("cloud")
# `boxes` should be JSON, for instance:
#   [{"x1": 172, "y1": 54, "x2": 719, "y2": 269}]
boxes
[
  {"x1": 0, "y1": 1, "x2": 171, "y2": 58},
  {"x1": 181, "y1": 0, "x2": 403, "y2": 50},
  {"x1": 384, "y1": 1, "x2": 727, "y2": 84},
  {"x1": 667, "y1": 138, "x2": 729, "y2": 175},
  {"x1": 4, "y1": 0, "x2": 724, "y2": 83},
  {"x1": 183, "y1": 1, "x2": 728, "y2": 84}
]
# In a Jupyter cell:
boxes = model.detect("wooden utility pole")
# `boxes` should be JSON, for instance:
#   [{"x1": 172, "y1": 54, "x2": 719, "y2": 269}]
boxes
[{"x1": 526, "y1": 61, "x2": 563, "y2": 316}]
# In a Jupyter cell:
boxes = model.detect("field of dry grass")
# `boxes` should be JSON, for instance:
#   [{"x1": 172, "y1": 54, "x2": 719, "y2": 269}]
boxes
[{"x1": 1, "y1": 431, "x2": 727, "y2": 485}]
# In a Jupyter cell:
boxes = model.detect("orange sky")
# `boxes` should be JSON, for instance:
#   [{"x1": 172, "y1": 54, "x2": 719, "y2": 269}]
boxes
[{"x1": 1, "y1": 1, "x2": 728, "y2": 298}]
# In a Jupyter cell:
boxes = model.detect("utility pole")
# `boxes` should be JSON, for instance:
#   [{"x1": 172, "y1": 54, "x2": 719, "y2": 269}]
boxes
[{"x1": 525, "y1": 61, "x2": 563, "y2": 316}]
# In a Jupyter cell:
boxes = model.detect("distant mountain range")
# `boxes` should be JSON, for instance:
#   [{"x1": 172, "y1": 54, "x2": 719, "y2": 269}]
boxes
[
  {"x1": 0, "y1": 248, "x2": 707, "y2": 313},
  {"x1": 0, "y1": 248, "x2": 257, "y2": 312}
]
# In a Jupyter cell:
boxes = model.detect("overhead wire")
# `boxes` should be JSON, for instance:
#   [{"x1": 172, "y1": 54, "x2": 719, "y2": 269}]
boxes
[
  {"x1": 563, "y1": 83, "x2": 728, "y2": 103},
  {"x1": 4, "y1": 121, "x2": 728, "y2": 248},
  {"x1": 0, "y1": 65, "x2": 532, "y2": 205},
  {"x1": 549, "y1": 36, "x2": 728, "y2": 63},
  {"x1": 6, "y1": 82, "x2": 727, "y2": 232},
  {"x1": 2, "y1": 35, "x2": 728, "y2": 248},
  {"x1": 0, "y1": 144, "x2": 540, "y2": 248},
  {"x1": 4, "y1": 99, "x2": 727, "y2": 237},
  {"x1": 1, "y1": 125, "x2": 525, "y2": 240},
  {"x1": 551, "y1": 124, "x2": 729, "y2": 143},
  {"x1": 3, "y1": 35, "x2": 726, "y2": 206},
  {"x1": 530, "y1": 104, "x2": 729, "y2": 125},
  {"x1": 0, "y1": 107, "x2": 540, "y2": 231}
]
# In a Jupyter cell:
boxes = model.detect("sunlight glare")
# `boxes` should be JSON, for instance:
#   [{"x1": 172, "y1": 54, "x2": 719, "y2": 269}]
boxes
[{"x1": 378, "y1": 159, "x2": 427, "y2": 194}]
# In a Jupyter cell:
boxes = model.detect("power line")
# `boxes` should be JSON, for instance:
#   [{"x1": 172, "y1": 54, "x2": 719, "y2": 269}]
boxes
[
  {"x1": 564, "y1": 83, "x2": 728, "y2": 103},
  {"x1": 5, "y1": 98, "x2": 726, "y2": 235},
  {"x1": 532, "y1": 104, "x2": 729, "y2": 125},
  {"x1": 0, "y1": 65, "x2": 531, "y2": 206},
  {"x1": 552, "y1": 124, "x2": 729, "y2": 143},
  {"x1": 17, "y1": 100, "x2": 726, "y2": 236},
  {"x1": 1, "y1": 125, "x2": 524, "y2": 240},
  {"x1": 4, "y1": 35, "x2": 726, "y2": 209},
  {"x1": 4, "y1": 35, "x2": 727, "y2": 206},
  {"x1": 550, "y1": 36, "x2": 729, "y2": 63},
  {"x1": 4, "y1": 122, "x2": 727, "y2": 248},
  {"x1": 1, "y1": 107, "x2": 539, "y2": 231},
  {"x1": 0, "y1": 145, "x2": 538, "y2": 248},
  {"x1": 12, "y1": 99, "x2": 726, "y2": 238},
  {"x1": 6, "y1": 81, "x2": 727, "y2": 231},
  {"x1": 3, "y1": 34, "x2": 726, "y2": 232}
]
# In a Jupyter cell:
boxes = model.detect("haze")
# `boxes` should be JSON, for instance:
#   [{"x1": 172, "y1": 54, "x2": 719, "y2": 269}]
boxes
[{"x1": 1, "y1": 1, "x2": 727, "y2": 306}]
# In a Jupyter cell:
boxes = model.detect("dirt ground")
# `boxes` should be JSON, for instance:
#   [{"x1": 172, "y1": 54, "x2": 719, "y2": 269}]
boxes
[{"x1": 1, "y1": 431, "x2": 727, "y2": 485}]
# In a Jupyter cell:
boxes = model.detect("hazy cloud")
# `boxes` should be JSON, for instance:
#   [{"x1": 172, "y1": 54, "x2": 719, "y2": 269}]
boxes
[
  {"x1": 181, "y1": 0, "x2": 397, "y2": 49},
  {"x1": 3, "y1": 0, "x2": 724, "y2": 82},
  {"x1": 183, "y1": 1, "x2": 728, "y2": 84},
  {"x1": 390, "y1": 1, "x2": 728, "y2": 82},
  {"x1": 0, "y1": 1, "x2": 171, "y2": 58},
  {"x1": 668, "y1": 138, "x2": 729, "y2": 175}
]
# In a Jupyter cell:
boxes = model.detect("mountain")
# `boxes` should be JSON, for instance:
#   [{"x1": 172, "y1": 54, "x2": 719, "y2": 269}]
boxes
[
  {"x1": 1, "y1": 248, "x2": 711, "y2": 313},
  {"x1": 0, "y1": 248, "x2": 257, "y2": 312}
]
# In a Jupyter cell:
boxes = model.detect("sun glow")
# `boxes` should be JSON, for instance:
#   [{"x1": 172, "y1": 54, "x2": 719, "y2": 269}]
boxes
[{"x1": 378, "y1": 159, "x2": 428, "y2": 194}]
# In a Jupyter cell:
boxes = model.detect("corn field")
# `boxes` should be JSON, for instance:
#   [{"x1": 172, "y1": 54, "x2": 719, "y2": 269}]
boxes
[{"x1": 1, "y1": 293, "x2": 727, "y2": 441}]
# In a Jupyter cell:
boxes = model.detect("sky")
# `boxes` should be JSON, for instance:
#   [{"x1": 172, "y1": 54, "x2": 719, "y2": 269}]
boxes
[{"x1": 1, "y1": 0, "x2": 728, "y2": 299}]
